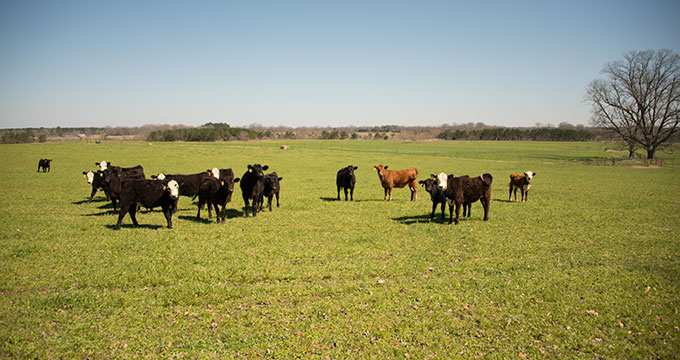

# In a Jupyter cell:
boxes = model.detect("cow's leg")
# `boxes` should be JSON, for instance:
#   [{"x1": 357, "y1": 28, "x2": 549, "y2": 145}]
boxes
[
  {"x1": 128, "y1": 204, "x2": 139, "y2": 227},
  {"x1": 430, "y1": 201, "x2": 437, "y2": 220},
  {"x1": 454, "y1": 201, "x2": 461, "y2": 225},
  {"x1": 88, "y1": 187, "x2": 97, "y2": 202},
  {"x1": 112, "y1": 198, "x2": 118, "y2": 213},
  {"x1": 524, "y1": 191, "x2": 529, "y2": 202},
  {"x1": 115, "y1": 203, "x2": 129, "y2": 230},
  {"x1": 410, "y1": 182, "x2": 418, "y2": 201},
  {"x1": 440, "y1": 201, "x2": 446, "y2": 220},
  {"x1": 267, "y1": 195, "x2": 273, "y2": 211},
  {"x1": 448, "y1": 202, "x2": 454, "y2": 224},
  {"x1": 509, "y1": 186, "x2": 513, "y2": 201},
  {"x1": 344, "y1": 187, "x2": 349, "y2": 201},
  {"x1": 275, "y1": 191, "x2": 280, "y2": 207},
  {"x1": 196, "y1": 199, "x2": 202, "y2": 219},
  {"x1": 481, "y1": 198, "x2": 489, "y2": 221},
  {"x1": 219, "y1": 204, "x2": 226, "y2": 224},
  {"x1": 349, "y1": 187, "x2": 354, "y2": 201},
  {"x1": 384, "y1": 188, "x2": 388, "y2": 201},
  {"x1": 337, "y1": 186, "x2": 341, "y2": 200},
  {"x1": 388, "y1": 188, "x2": 393, "y2": 201},
  {"x1": 163, "y1": 205, "x2": 174, "y2": 229}
]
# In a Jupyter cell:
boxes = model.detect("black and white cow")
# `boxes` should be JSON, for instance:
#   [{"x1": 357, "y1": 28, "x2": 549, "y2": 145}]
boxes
[
  {"x1": 96, "y1": 161, "x2": 111, "y2": 170},
  {"x1": 240, "y1": 164, "x2": 268, "y2": 217},
  {"x1": 419, "y1": 176, "x2": 447, "y2": 221},
  {"x1": 115, "y1": 179, "x2": 180, "y2": 230},
  {"x1": 197, "y1": 172, "x2": 240, "y2": 223},
  {"x1": 83, "y1": 170, "x2": 109, "y2": 202},
  {"x1": 259, "y1": 172, "x2": 282, "y2": 212},
  {"x1": 336, "y1": 165, "x2": 357, "y2": 201},
  {"x1": 38, "y1": 159, "x2": 52, "y2": 172},
  {"x1": 152, "y1": 169, "x2": 218, "y2": 198},
  {"x1": 436, "y1": 172, "x2": 493, "y2": 225}
]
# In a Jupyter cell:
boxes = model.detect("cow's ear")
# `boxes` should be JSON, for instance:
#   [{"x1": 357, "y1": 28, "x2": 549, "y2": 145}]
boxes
[
  {"x1": 418, "y1": 180, "x2": 424, "y2": 185},
  {"x1": 533, "y1": 172, "x2": 536, "y2": 176},
  {"x1": 373, "y1": 166, "x2": 377, "y2": 170},
  {"x1": 430, "y1": 173, "x2": 436, "y2": 179},
  {"x1": 384, "y1": 165, "x2": 388, "y2": 169},
  {"x1": 353, "y1": 166, "x2": 358, "y2": 170},
  {"x1": 278, "y1": 177, "x2": 283, "y2": 181},
  {"x1": 262, "y1": 165, "x2": 269, "y2": 171},
  {"x1": 82, "y1": 171, "x2": 87, "y2": 175},
  {"x1": 247, "y1": 165, "x2": 253, "y2": 169},
  {"x1": 234, "y1": 177, "x2": 240, "y2": 183}
]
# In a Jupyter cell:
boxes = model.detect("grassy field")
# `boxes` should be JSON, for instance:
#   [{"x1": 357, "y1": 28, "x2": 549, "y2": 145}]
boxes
[{"x1": 1, "y1": 140, "x2": 679, "y2": 359}]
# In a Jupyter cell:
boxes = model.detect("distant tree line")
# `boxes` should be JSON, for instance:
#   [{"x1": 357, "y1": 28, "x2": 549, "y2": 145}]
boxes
[
  {"x1": 437, "y1": 127, "x2": 595, "y2": 141},
  {"x1": 147, "y1": 123, "x2": 264, "y2": 142}
]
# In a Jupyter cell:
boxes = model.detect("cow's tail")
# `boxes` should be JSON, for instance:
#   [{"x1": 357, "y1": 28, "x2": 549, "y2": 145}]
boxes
[{"x1": 480, "y1": 173, "x2": 493, "y2": 186}]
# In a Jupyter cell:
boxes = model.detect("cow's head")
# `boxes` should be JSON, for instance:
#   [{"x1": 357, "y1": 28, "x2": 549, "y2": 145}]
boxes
[
  {"x1": 345, "y1": 165, "x2": 358, "y2": 177},
  {"x1": 435, "y1": 172, "x2": 448, "y2": 190},
  {"x1": 373, "y1": 165, "x2": 387, "y2": 178},
  {"x1": 96, "y1": 161, "x2": 110, "y2": 170},
  {"x1": 83, "y1": 170, "x2": 95, "y2": 184},
  {"x1": 419, "y1": 178, "x2": 436, "y2": 194},
  {"x1": 152, "y1": 173, "x2": 166, "y2": 180},
  {"x1": 210, "y1": 167, "x2": 220, "y2": 179},
  {"x1": 247, "y1": 164, "x2": 268, "y2": 179},
  {"x1": 524, "y1": 171, "x2": 535, "y2": 181},
  {"x1": 165, "y1": 180, "x2": 180, "y2": 199}
]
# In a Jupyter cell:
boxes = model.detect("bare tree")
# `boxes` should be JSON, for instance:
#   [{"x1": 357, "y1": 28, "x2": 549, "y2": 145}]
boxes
[{"x1": 587, "y1": 49, "x2": 680, "y2": 159}]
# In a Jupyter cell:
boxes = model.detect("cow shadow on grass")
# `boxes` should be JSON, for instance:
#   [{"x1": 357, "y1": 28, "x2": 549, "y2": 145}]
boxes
[
  {"x1": 392, "y1": 213, "x2": 445, "y2": 225},
  {"x1": 493, "y1": 199, "x2": 513, "y2": 203},
  {"x1": 178, "y1": 209, "x2": 243, "y2": 224},
  {"x1": 104, "y1": 224, "x2": 165, "y2": 230},
  {"x1": 72, "y1": 197, "x2": 108, "y2": 205}
]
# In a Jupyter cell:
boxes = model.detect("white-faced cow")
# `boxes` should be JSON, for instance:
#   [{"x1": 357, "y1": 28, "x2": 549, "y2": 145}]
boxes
[
  {"x1": 115, "y1": 179, "x2": 179, "y2": 230},
  {"x1": 259, "y1": 172, "x2": 282, "y2": 212},
  {"x1": 96, "y1": 161, "x2": 110, "y2": 171},
  {"x1": 38, "y1": 159, "x2": 52, "y2": 172},
  {"x1": 437, "y1": 172, "x2": 493, "y2": 225},
  {"x1": 373, "y1": 165, "x2": 418, "y2": 201},
  {"x1": 509, "y1": 171, "x2": 536, "y2": 202},
  {"x1": 197, "y1": 172, "x2": 240, "y2": 223},
  {"x1": 83, "y1": 170, "x2": 109, "y2": 202},
  {"x1": 336, "y1": 165, "x2": 357, "y2": 201},
  {"x1": 240, "y1": 164, "x2": 268, "y2": 217}
]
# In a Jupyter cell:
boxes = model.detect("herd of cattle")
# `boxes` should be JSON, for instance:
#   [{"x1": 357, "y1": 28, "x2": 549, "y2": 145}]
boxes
[{"x1": 65, "y1": 159, "x2": 535, "y2": 229}]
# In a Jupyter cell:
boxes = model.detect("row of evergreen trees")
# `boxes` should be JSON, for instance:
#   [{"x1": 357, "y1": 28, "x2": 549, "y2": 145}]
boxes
[
  {"x1": 147, "y1": 123, "x2": 264, "y2": 142},
  {"x1": 437, "y1": 127, "x2": 595, "y2": 141},
  {"x1": 1, "y1": 132, "x2": 47, "y2": 144}
]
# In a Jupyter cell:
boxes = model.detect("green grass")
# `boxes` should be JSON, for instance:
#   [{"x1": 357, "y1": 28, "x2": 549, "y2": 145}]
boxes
[{"x1": 1, "y1": 140, "x2": 679, "y2": 358}]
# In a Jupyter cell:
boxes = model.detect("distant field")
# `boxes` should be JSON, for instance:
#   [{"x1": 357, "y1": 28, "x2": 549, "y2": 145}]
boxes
[{"x1": 1, "y1": 140, "x2": 679, "y2": 358}]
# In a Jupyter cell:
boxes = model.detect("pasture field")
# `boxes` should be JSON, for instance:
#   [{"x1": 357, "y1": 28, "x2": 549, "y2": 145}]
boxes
[{"x1": 1, "y1": 140, "x2": 679, "y2": 359}]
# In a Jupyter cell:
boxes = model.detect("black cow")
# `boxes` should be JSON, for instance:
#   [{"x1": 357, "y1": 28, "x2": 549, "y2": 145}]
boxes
[
  {"x1": 83, "y1": 170, "x2": 109, "y2": 202},
  {"x1": 197, "y1": 173, "x2": 240, "y2": 223},
  {"x1": 38, "y1": 159, "x2": 52, "y2": 172},
  {"x1": 336, "y1": 165, "x2": 357, "y2": 201},
  {"x1": 103, "y1": 165, "x2": 145, "y2": 211},
  {"x1": 419, "y1": 177, "x2": 447, "y2": 221},
  {"x1": 437, "y1": 173, "x2": 493, "y2": 225},
  {"x1": 115, "y1": 179, "x2": 180, "y2": 230},
  {"x1": 240, "y1": 164, "x2": 268, "y2": 217},
  {"x1": 259, "y1": 172, "x2": 282, "y2": 212}
]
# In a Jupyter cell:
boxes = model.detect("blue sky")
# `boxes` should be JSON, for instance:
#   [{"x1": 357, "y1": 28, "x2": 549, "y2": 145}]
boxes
[{"x1": 1, "y1": 0, "x2": 678, "y2": 129}]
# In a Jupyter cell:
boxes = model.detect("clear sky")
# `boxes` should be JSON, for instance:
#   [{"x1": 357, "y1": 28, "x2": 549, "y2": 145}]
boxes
[{"x1": 1, "y1": 0, "x2": 678, "y2": 129}]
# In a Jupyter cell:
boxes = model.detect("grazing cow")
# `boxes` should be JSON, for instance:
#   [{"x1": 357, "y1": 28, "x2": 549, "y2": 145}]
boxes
[
  {"x1": 437, "y1": 173, "x2": 493, "y2": 225},
  {"x1": 38, "y1": 159, "x2": 52, "y2": 172},
  {"x1": 240, "y1": 164, "x2": 269, "y2": 217},
  {"x1": 419, "y1": 176, "x2": 448, "y2": 221},
  {"x1": 373, "y1": 165, "x2": 418, "y2": 201},
  {"x1": 197, "y1": 173, "x2": 240, "y2": 223},
  {"x1": 83, "y1": 170, "x2": 109, "y2": 202},
  {"x1": 509, "y1": 171, "x2": 536, "y2": 202},
  {"x1": 103, "y1": 165, "x2": 145, "y2": 211},
  {"x1": 115, "y1": 179, "x2": 179, "y2": 230},
  {"x1": 336, "y1": 165, "x2": 357, "y2": 201},
  {"x1": 259, "y1": 172, "x2": 282, "y2": 212}
]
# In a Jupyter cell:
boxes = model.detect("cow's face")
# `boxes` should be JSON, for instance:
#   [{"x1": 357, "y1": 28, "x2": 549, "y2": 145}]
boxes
[
  {"x1": 346, "y1": 165, "x2": 357, "y2": 177},
  {"x1": 419, "y1": 179, "x2": 436, "y2": 194},
  {"x1": 97, "y1": 161, "x2": 109, "y2": 170},
  {"x1": 211, "y1": 168, "x2": 220, "y2": 179},
  {"x1": 155, "y1": 173, "x2": 166, "y2": 181},
  {"x1": 166, "y1": 180, "x2": 180, "y2": 199},
  {"x1": 247, "y1": 164, "x2": 267, "y2": 179},
  {"x1": 436, "y1": 172, "x2": 448, "y2": 190},
  {"x1": 84, "y1": 171, "x2": 94, "y2": 184},
  {"x1": 524, "y1": 171, "x2": 535, "y2": 181},
  {"x1": 373, "y1": 165, "x2": 387, "y2": 178}
]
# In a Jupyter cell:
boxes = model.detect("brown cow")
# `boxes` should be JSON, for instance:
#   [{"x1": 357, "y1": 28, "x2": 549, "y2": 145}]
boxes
[
  {"x1": 373, "y1": 165, "x2": 418, "y2": 201},
  {"x1": 509, "y1": 171, "x2": 535, "y2": 202}
]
